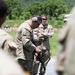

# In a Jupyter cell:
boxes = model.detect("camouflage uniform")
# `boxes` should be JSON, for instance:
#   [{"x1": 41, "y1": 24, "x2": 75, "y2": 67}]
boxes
[
  {"x1": 0, "y1": 50, "x2": 24, "y2": 75},
  {"x1": 56, "y1": 6, "x2": 75, "y2": 75},
  {"x1": 33, "y1": 24, "x2": 54, "y2": 75},
  {"x1": 0, "y1": 29, "x2": 17, "y2": 58},
  {"x1": 16, "y1": 21, "x2": 36, "y2": 75}
]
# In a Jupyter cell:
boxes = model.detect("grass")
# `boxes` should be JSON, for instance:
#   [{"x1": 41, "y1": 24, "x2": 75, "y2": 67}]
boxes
[
  {"x1": 7, "y1": 30, "x2": 17, "y2": 41},
  {"x1": 3, "y1": 19, "x2": 64, "y2": 28},
  {"x1": 3, "y1": 20, "x2": 24, "y2": 27},
  {"x1": 50, "y1": 29, "x2": 59, "y2": 56}
]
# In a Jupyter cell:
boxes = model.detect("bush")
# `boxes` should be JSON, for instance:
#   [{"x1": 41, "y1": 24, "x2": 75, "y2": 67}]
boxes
[
  {"x1": 48, "y1": 19, "x2": 64, "y2": 28},
  {"x1": 57, "y1": 14, "x2": 65, "y2": 20},
  {"x1": 54, "y1": 20, "x2": 64, "y2": 28}
]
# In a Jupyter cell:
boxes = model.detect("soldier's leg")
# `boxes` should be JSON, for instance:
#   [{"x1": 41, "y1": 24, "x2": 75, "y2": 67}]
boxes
[
  {"x1": 33, "y1": 62, "x2": 40, "y2": 75},
  {"x1": 39, "y1": 50, "x2": 51, "y2": 75},
  {"x1": 39, "y1": 63, "x2": 45, "y2": 75},
  {"x1": 18, "y1": 59, "x2": 33, "y2": 75},
  {"x1": 33, "y1": 54, "x2": 40, "y2": 75}
]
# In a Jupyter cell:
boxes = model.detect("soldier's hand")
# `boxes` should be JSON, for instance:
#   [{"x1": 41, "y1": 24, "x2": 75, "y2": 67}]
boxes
[
  {"x1": 35, "y1": 47, "x2": 41, "y2": 53},
  {"x1": 56, "y1": 70, "x2": 63, "y2": 75}
]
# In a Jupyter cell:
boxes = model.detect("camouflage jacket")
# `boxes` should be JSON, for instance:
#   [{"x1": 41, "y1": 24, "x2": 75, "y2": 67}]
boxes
[
  {"x1": 0, "y1": 29, "x2": 17, "y2": 58},
  {"x1": 56, "y1": 22, "x2": 75, "y2": 75},
  {"x1": 16, "y1": 21, "x2": 36, "y2": 60},
  {"x1": 33, "y1": 24, "x2": 54, "y2": 50}
]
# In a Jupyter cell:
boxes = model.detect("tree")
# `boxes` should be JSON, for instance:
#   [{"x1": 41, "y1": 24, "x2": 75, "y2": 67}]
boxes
[
  {"x1": 42, "y1": 0, "x2": 68, "y2": 19},
  {"x1": 26, "y1": 2, "x2": 42, "y2": 15},
  {"x1": 25, "y1": 0, "x2": 68, "y2": 20},
  {"x1": 5, "y1": 0, "x2": 22, "y2": 19}
]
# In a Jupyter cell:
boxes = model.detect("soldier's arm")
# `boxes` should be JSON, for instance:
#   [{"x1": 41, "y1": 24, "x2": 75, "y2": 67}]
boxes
[
  {"x1": 33, "y1": 29, "x2": 40, "y2": 41},
  {"x1": 33, "y1": 28, "x2": 44, "y2": 41},
  {"x1": 47, "y1": 25, "x2": 54, "y2": 37},
  {"x1": 43, "y1": 25, "x2": 54, "y2": 38},
  {"x1": 22, "y1": 28, "x2": 41, "y2": 53},
  {"x1": 56, "y1": 25, "x2": 69, "y2": 74}
]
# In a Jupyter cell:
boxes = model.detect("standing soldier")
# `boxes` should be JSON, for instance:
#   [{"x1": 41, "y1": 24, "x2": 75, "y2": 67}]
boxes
[
  {"x1": 0, "y1": 0, "x2": 24, "y2": 75},
  {"x1": 16, "y1": 15, "x2": 42, "y2": 75},
  {"x1": 33, "y1": 14, "x2": 54, "y2": 75},
  {"x1": 56, "y1": 6, "x2": 75, "y2": 75},
  {"x1": 0, "y1": 0, "x2": 17, "y2": 58}
]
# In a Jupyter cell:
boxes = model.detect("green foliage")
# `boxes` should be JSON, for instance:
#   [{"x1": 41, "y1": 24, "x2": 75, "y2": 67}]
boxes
[
  {"x1": 63, "y1": 0, "x2": 75, "y2": 11},
  {"x1": 44, "y1": 0, "x2": 68, "y2": 18},
  {"x1": 55, "y1": 20, "x2": 64, "y2": 28},
  {"x1": 3, "y1": 20, "x2": 24, "y2": 27},
  {"x1": 4, "y1": 0, "x2": 68, "y2": 20},
  {"x1": 57, "y1": 14, "x2": 65, "y2": 20},
  {"x1": 25, "y1": 0, "x2": 68, "y2": 18},
  {"x1": 26, "y1": 2, "x2": 42, "y2": 15},
  {"x1": 20, "y1": 11, "x2": 32, "y2": 20},
  {"x1": 48, "y1": 18, "x2": 64, "y2": 28},
  {"x1": 19, "y1": 0, "x2": 46, "y2": 7},
  {"x1": 7, "y1": 30, "x2": 16, "y2": 40},
  {"x1": 4, "y1": 0, "x2": 73, "y2": 28},
  {"x1": 50, "y1": 29, "x2": 59, "y2": 56},
  {"x1": 5, "y1": 0, "x2": 22, "y2": 19},
  {"x1": 3, "y1": 19, "x2": 65, "y2": 28}
]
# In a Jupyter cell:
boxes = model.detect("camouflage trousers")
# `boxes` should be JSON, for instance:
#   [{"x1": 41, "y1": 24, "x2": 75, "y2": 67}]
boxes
[
  {"x1": 18, "y1": 59, "x2": 33, "y2": 75},
  {"x1": 33, "y1": 50, "x2": 51, "y2": 75}
]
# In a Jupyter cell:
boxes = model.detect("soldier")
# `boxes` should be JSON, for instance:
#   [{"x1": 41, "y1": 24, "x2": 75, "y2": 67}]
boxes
[
  {"x1": 16, "y1": 15, "x2": 42, "y2": 75},
  {"x1": 0, "y1": 0, "x2": 17, "y2": 58},
  {"x1": 0, "y1": 50, "x2": 24, "y2": 75},
  {"x1": 33, "y1": 14, "x2": 54, "y2": 75},
  {"x1": 0, "y1": 0, "x2": 24, "y2": 75},
  {"x1": 55, "y1": 14, "x2": 70, "y2": 75},
  {"x1": 56, "y1": 6, "x2": 75, "y2": 75}
]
